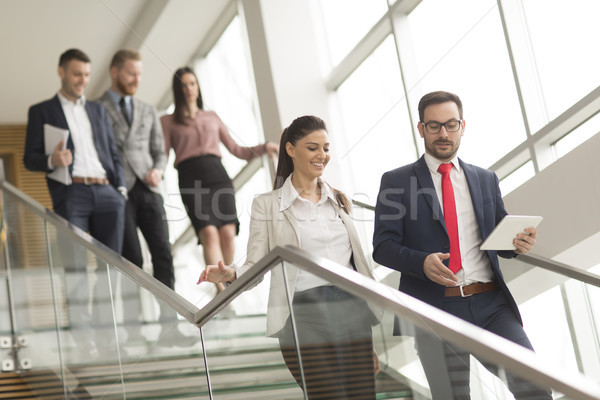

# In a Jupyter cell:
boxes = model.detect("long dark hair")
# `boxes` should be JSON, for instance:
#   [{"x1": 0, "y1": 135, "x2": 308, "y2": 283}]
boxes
[
  {"x1": 274, "y1": 115, "x2": 351, "y2": 213},
  {"x1": 172, "y1": 67, "x2": 204, "y2": 125}
]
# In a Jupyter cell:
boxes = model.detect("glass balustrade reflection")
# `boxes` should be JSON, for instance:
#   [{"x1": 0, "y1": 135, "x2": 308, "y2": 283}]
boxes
[
  {"x1": 201, "y1": 261, "x2": 304, "y2": 399},
  {"x1": 276, "y1": 261, "x2": 563, "y2": 400},
  {"x1": 1, "y1": 186, "x2": 209, "y2": 399},
  {"x1": 509, "y1": 259, "x2": 600, "y2": 383},
  {"x1": 1, "y1": 191, "x2": 78, "y2": 398},
  {"x1": 105, "y1": 266, "x2": 206, "y2": 399}
]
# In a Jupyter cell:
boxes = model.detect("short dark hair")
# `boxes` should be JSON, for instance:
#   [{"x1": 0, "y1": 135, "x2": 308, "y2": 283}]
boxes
[
  {"x1": 418, "y1": 91, "x2": 463, "y2": 121},
  {"x1": 110, "y1": 49, "x2": 141, "y2": 70},
  {"x1": 58, "y1": 48, "x2": 91, "y2": 68}
]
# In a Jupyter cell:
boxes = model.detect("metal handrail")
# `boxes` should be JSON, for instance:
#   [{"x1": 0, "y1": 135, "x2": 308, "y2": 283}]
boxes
[
  {"x1": 3, "y1": 180, "x2": 600, "y2": 398},
  {"x1": 351, "y1": 199, "x2": 600, "y2": 288},
  {"x1": 194, "y1": 245, "x2": 600, "y2": 399},
  {"x1": 518, "y1": 253, "x2": 600, "y2": 287},
  {"x1": 0, "y1": 180, "x2": 200, "y2": 322}
]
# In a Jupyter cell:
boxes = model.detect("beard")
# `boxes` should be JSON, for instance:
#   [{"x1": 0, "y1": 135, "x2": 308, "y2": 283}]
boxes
[
  {"x1": 426, "y1": 139, "x2": 459, "y2": 161},
  {"x1": 117, "y1": 78, "x2": 137, "y2": 96}
]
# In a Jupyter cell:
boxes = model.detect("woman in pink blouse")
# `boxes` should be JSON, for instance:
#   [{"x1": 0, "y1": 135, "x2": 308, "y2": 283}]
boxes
[{"x1": 161, "y1": 67, "x2": 278, "y2": 292}]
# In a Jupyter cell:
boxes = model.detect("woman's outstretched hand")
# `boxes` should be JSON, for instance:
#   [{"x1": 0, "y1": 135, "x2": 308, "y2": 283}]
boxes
[
  {"x1": 197, "y1": 260, "x2": 236, "y2": 284},
  {"x1": 373, "y1": 349, "x2": 381, "y2": 375}
]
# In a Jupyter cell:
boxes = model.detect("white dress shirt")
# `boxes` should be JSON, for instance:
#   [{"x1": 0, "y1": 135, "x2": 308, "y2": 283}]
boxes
[
  {"x1": 423, "y1": 153, "x2": 494, "y2": 285},
  {"x1": 57, "y1": 92, "x2": 106, "y2": 179},
  {"x1": 279, "y1": 175, "x2": 353, "y2": 292}
]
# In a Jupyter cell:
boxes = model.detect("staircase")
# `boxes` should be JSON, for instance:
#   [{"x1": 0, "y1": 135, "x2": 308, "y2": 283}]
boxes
[{"x1": 2, "y1": 315, "x2": 413, "y2": 399}]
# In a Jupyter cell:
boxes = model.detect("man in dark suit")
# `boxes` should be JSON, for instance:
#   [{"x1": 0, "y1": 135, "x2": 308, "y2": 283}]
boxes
[
  {"x1": 373, "y1": 91, "x2": 552, "y2": 399},
  {"x1": 24, "y1": 48, "x2": 126, "y2": 249},
  {"x1": 24, "y1": 48, "x2": 126, "y2": 357},
  {"x1": 96, "y1": 49, "x2": 196, "y2": 346}
]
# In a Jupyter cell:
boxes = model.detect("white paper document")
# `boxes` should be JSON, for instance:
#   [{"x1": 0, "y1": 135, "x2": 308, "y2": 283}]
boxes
[
  {"x1": 480, "y1": 215, "x2": 543, "y2": 251},
  {"x1": 44, "y1": 124, "x2": 71, "y2": 185}
]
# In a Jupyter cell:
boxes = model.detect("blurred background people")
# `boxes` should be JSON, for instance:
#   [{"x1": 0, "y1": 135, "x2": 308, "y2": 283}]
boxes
[
  {"x1": 161, "y1": 66, "x2": 277, "y2": 294},
  {"x1": 23, "y1": 48, "x2": 126, "y2": 357},
  {"x1": 97, "y1": 49, "x2": 196, "y2": 347}
]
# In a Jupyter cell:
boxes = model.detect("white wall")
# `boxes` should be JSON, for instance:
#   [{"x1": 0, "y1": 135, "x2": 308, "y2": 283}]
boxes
[{"x1": 503, "y1": 132, "x2": 600, "y2": 268}]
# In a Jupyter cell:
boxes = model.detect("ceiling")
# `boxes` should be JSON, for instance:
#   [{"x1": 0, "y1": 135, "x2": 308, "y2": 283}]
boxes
[{"x1": 0, "y1": 0, "x2": 230, "y2": 125}]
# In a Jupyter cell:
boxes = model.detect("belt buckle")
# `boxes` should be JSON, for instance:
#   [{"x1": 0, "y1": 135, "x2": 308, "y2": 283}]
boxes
[
  {"x1": 82, "y1": 177, "x2": 90, "y2": 185},
  {"x1": 459, "y1": 285, "x2": 473, "y2": 297}
]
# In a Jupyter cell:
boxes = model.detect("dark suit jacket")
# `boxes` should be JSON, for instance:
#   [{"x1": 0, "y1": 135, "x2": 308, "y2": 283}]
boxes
[
  {"x1": 373, "y1": 155, "x2": 520, "y2": 334},
  {"x1": 23, "y1": 95, "x2": 125, "y2": 210}
]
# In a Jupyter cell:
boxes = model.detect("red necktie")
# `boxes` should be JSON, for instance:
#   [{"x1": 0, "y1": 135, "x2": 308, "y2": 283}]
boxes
[{"x1": 437, "y1": 163, "x2": 462, "y2": 273}]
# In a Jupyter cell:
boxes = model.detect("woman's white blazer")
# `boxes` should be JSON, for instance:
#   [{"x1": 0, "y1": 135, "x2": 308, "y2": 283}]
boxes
[{"x1": 237, "y1": 186, "x2": 382, "y2": 337}]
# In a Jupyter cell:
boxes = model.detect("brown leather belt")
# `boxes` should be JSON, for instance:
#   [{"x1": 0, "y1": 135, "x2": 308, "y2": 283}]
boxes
[
  {"x1": 72, "y1": 176, "x2": 109, "y2": 185},
  {"x1": 445, "y1": 282, "x2": 497, "y2": 297}
]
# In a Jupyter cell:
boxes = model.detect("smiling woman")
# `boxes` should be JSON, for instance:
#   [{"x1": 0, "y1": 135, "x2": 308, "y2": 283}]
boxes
[{"x1": 198, "y1": 115, "x2": 382, "y2": 399}]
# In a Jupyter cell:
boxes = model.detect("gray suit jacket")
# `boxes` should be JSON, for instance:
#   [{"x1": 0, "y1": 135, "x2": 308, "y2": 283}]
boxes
[
  {"x1": 237, "y1": 185, "x2": 383, "y2": 337},
  {"x1": 96, "y1": 91, "x2": 167, "y2": 193}
]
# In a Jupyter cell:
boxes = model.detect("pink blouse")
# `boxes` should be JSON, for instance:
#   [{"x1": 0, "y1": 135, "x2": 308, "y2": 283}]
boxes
[{"x1": 161, "y1": 110, "x2": 266, "y2": 167}]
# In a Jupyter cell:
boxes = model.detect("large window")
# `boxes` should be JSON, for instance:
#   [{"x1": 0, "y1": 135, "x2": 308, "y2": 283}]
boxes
[
  {"x1": 509, "y1": 0, "x2": 600, "y2": 132},
  {"x1": 198, "y1": 16, "x2": 265, "y2": 179},
  {"x1": 335, "y1": 35, "x2": 414, "y2": 205},
  {"x1": 404, "y1": 0, "x2": 527, "y2": 168},
  {"x1": 552, "y1": 111, "x2": 600, "y2": 160},
  {"x1": 317, "y1": 0, "x2": 388, "y2": 67}
]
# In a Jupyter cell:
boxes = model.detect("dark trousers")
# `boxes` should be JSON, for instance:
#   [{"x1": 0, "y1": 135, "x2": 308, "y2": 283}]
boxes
[
  {"x1": 278, "y1": 286, "x2": 376, "y2": 400},
  {"x1": 54, "y1": 183, "x2": 125, "y2": 253},
  {"x1": 53, "y1": 183, "x2": 125, "y2": 345},
  {"x1": 121, "y1": 179, "x2": 175, "y2": 323},
  {"x1": 414, "y1": 289, "x2": 553, "y2": 400}
]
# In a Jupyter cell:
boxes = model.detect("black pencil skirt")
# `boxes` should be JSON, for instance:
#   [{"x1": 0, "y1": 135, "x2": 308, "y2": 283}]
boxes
[{"x1": 176, "y1": 155, "x2": 240, "y2": 243}]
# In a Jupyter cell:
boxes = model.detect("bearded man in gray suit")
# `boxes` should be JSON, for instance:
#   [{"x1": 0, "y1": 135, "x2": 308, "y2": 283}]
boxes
[{"x1": 97, "y1": 49, "x2": 196, "y2": 346}]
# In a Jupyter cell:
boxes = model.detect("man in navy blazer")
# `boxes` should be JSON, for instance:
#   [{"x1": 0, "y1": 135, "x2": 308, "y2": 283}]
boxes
[
  {"x1": 24, "y1": 48, "x2": 125, "y2": 252},
  {"x1": 373, "y1": 91, "x2": 551, "y2": 399},
  {"x1": 24, "y1": 49, "x2": 126, "y2": 358}
]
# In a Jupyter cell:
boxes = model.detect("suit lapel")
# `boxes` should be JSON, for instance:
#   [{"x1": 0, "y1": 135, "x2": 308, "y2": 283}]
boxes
[
  {"x1": 333, "y1": 202, "x2": 374, "y2": 278},
  {"x1": 273, "y1": 190, "x2": 300, "y2": 286},
  {"x1": 281, "y1": 208, "x2": 301, "y2": 246},
  {"x1": 460, "y1": 159, "x2": 485, "y2": 234},
  {"x1": 85, "y1": 102, "x2": 106, "y2": 166},
  {"x1": 85, "y1": 101, "x2": 97, "y2": 138},
  {"x1": 50, "y1": 96, "x2": 73, "y2": 151},
  {"x1": 101, "y1": 91, "x2": 130, "y2": 138},
  {"x1": 129, "y1": 98, "x2": 141, "y2": 136},
  {"x1": 414, "y1": 156, "x2": 446, "y2": 230}
]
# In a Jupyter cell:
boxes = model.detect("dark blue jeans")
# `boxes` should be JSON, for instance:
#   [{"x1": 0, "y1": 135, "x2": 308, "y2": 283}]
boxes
[{"x1": 54, "y1": 183, "x2": 125, "y2": 348}]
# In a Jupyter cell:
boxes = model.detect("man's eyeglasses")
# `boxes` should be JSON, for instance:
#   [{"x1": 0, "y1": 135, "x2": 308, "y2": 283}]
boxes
[{"x1": 421, "y1": 120, "x2": 462, "y2": 134}]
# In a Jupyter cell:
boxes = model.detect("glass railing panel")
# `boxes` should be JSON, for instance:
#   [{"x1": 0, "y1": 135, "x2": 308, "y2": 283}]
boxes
[
  {"x1": 0, "y1": 189, "x2": 69, "y2": 397},
  {"x1": 281, "y1": 263, "x2": 414, "y2": 399},
  {"x1": 282, "y1": 262, "x2": 575, "y2": 400},
  {"x1": 2, "y1": 181, "x2": 213, "y2": 399},
  {"x1": 105, "y1": 263, "x2": 207, "y2": 399},
  {"x1": 42, "y1": 220, "x2": 126, "y2": 398},
  {"x1": 504, "y1": 258, "x2": 600, "y2": 383},
  {"x1": 201, "y1": 260, "x2": 304, "y2": 399}
]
